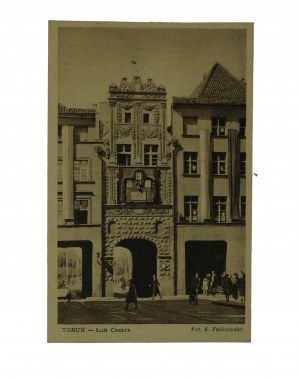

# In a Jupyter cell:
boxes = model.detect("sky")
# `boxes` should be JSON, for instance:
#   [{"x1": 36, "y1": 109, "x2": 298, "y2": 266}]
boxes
[{"x1": 58, "y1": 26, "x2": 246, "y2": 118}]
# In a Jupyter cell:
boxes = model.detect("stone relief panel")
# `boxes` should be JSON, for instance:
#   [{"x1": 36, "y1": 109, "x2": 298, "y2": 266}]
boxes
[
  {"x1": 159, "y1": 258, "x2": 171, "y2": 278},
  {"x1": 105, "y1": 166, "x2": 119, "y2": 204},
  {"x1": 153, "y1": 105, "x2": 160, "y2": 123},
  {"x1": 116, "y1": 103, "x2": 122, "y2": 123},
  {"x1": 121, "y1": 102, "x2": 135, "y2": 110},
  {"x1": 140, "y1": 125, "x2": 161, "y2": 139},
  {"x1": 115, "y1": 124, "x2": 134, "y2": 139},
  {"x1": 143, "y1": 102, "x2": 157, "y2": 111},
  {"x1": 105, "y1": 208, "x2": 172, "y2": 217}
]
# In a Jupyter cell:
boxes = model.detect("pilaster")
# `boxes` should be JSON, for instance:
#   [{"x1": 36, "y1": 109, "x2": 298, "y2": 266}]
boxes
[
  {"x1": 134, "y1": 102, "x2": 142, "y2": 164},
  {"x1": 228, "y1": 121, "x2": 240, "y2": 221},
  {"x1": 62, "y1": 125, "x2": 74, "y2": 224},
  {"x1": 199, "y1": 121, "x2": 212, "y2": 222}
]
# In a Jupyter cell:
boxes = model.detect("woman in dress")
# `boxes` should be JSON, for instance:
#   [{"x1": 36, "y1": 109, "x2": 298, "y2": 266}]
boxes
[
  {"x1": 202, "y1": 275, "x2": 210, "y2": 296},
  {"x1": 124, "y1": 279, "x2": 138, "y2": 310}
]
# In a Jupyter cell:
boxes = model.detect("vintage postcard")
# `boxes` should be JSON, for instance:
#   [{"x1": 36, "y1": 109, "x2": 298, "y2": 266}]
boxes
[{"x1": 48, "y1": 21, "x2": 253, "y2": 342}]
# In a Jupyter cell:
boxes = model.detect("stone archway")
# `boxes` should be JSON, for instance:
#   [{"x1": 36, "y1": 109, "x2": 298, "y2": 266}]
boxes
[{"x1": 115, "y1": 239, "x2": 157, "y2": 298}]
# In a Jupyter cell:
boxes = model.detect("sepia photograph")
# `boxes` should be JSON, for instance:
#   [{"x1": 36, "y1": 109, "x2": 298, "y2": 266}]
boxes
[{"x1": 48, "y1": 22, "x2": 253, "y2": 342}]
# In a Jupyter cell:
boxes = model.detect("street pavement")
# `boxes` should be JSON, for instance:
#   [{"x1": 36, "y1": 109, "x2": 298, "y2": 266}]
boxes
[{"x1": 58, "y1": 296, "x2": 245, "y2": 324}]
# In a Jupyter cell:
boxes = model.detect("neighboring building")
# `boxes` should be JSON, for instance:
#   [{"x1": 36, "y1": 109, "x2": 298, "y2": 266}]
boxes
[
  {"x1": 97, "y1": 76, "x2": 174, "y2": 297},
  {"x1": 57, "y1": 104, "x2": 103, "y2": 297},
  {"x1": 171, "y1": 63, "x2": 247, "y2": 294}
]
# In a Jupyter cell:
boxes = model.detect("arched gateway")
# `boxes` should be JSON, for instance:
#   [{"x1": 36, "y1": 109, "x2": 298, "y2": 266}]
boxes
[{"x1": 113, "y1": 239, "x2": 157, "y2": 298}]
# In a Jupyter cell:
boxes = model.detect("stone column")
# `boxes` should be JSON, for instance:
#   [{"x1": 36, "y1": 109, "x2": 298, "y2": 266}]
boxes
[
  {"x1": 228, "y1": 121, "x2": 240, "y2": 221},
  {"x1": 62, "y1": 125, "x2": 74, "y2": 224},
  {"x1": 199, "y1": 122, "x2": 212, "y2": 222}
]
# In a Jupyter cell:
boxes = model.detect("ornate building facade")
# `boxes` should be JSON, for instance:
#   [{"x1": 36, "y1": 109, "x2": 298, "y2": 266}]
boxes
[{"x1": 96, "y1": 76, "x2": 174, "y2": 297}]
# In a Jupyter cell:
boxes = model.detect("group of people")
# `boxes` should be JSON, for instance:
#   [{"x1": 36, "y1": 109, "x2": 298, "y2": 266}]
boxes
[
  {"x1": 188, "y1": 271, "x2": 218, "y2": 302},
  {"x1": 124, "y1": 274, "x2": 162, "y2": 310},
  {"x1": 189, "y1": 270, "x2": 246, "y2": 303},
  {"x1": 221, "y1": 271, "x2": 246, "y2": 302}
]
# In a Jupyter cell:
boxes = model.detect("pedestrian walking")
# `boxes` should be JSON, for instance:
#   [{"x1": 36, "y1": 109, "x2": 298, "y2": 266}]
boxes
[
  {"x1": 239, "y1": 271, "x2": 246, "y2": 302},
  {"x1": 210, "y1": 270, "x2": 217, "y2": 295},
  {"x1": 222, "y1": 274, "x2": 231, "y2": 302},
  {"x1": 124, "y1": 279, "x2": 138, "y2": 310},
  {"x1": 231, "y1": 273, "x2": 239, "y2": 301},
  {"x1": 149, "y1": 274, "x2": 162, "y2": 300},
  {"x1": 120, "y1": 275, "x2": 127, "y2": 292},
  {"x1": 189, "y1": 273, "x2": 201, "y2": 304},
  {"x1": 66, "y1": 288, "x2": 72, "y2": 303}
]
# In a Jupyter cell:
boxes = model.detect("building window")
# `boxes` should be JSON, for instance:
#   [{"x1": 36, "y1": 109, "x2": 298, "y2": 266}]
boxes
[
  {"x1": 183, "y1": 152, "x2": 198, "y2": 174},
  {"x1": 184, "y1": 196, "x2": 199, "y2": 222},
  {"x1": 74, "y1": 199, "x2": 89, "y2": 225},
  {"x1": 239, "y1": 118, "x2": 246, "y2": 137},
  {"x1": 213, "y1": 196, "x2": 227, "y2": 223},
  {"x1": 117, "y1": 144, "x2": 131, "y2": 166},
  {"x1": 143, "y1": 113, "x2": 150, "y2": 123},
  {"x1": 240, "y1": 153, "x2": 246, "y2": 176},
  {"x1": 241, "y1": 196, "x2": 246, "y2": 220},
  {"x1": 212, "y1": 117, "x2": 226, "y2": 136},
  {"x1": 183, "y1": 117, "x2": 199, "y2": 136},
  {"x1": 125, "y1": 112, "x2": 132, "y2": 123},
  {"x1": 212, "y1": 153, "x2": 227, "y2": 175},
  {"x1": 144, "y1": 144, "x2": 158, "y2": 166},
  {"x1": 74, "y1": 127, "x2": 88, "y2": 141},
  {"x1": 58, "y1": 160, "x2": 63, "y2": 182},
  {"x1": 74, "y1": 159, "x2": 89, "y2": 181}
]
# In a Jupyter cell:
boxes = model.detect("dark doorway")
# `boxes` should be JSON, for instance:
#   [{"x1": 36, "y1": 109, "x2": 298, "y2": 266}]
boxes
[
  {"x1": 117, "y1": 239, "x2": 157, "y2": 298},
  {"x1": 57, "y1": 240, "x2": 93, "y2": 298},
  {"x1": 185, "y1": 241, "x2": 227, "y2": 294}
]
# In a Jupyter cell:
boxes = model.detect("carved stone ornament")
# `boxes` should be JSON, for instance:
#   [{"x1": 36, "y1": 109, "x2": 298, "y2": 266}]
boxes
[
  {"x1": 116, "y1": 124, "x2": 134, "y2": 139},
  {"x1": 116, "y1": 103, "x2": 122, "y2": 123},
  {"x1": 105, "y1": 207, "x2": 172, "y2": 216},
  {"x1": 154, "y1": 105, "x2": 160, "y2": 123},
  {"x1": 143, "y1": 102, "x2": 157, "y2": 111},
  {"x1": 114, "y1": 93, "x2": 134, "y2": 99},
  {"x1": 140, "y1": 125, "x2": 161, "y2": 139},
  {"x1": 159, "y1": 258, "x2": 171, "y2": 278},
  {"x1": 121, "y1": 102, "x2": 135, "y2": 110},
  {"x1": 141, "y1": 78, "x2": 158, "y2": 92}
]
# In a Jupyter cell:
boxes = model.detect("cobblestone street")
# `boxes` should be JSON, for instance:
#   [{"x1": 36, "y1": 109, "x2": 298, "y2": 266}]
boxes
[{"x1": 58, "y1": 298, "x2": 245, "y2": 324}]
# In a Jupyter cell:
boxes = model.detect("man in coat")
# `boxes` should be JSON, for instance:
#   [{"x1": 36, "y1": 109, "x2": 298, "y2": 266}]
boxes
[
  {"x1": 189, "y1": 273, "x2": 201, "y2": 304},
  {"x1": 222, "y1": 274, "x2": 231, "y2": 302},
  {"x1": 149, "y1": 274, "x2": 163, "y2": 300}
]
